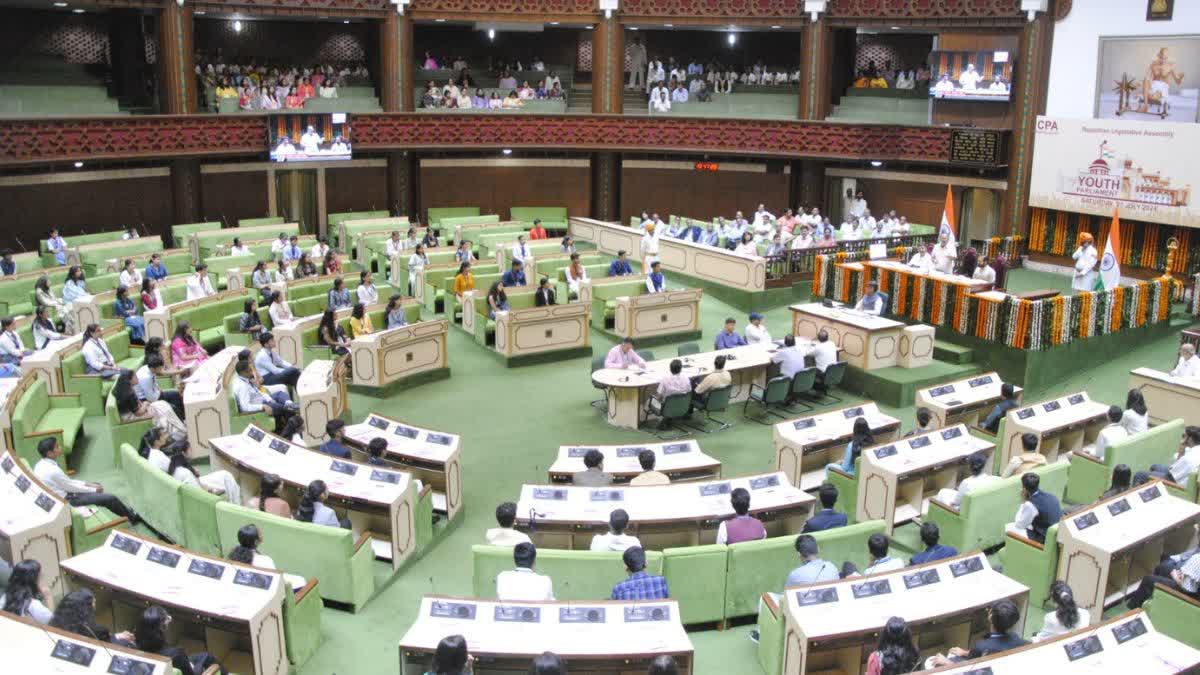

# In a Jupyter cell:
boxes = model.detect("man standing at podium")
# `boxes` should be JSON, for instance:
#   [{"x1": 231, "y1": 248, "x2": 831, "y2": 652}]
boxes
[
  {"x1": 854, "y1": 280, "x2": 885, "y2": 316},
  {"x1": 1072, "y1": 233, "x2": 1098, "y2": 292},
  {"x1": 1170, "y1": 343, "x2": 1200, "y2": 377}
]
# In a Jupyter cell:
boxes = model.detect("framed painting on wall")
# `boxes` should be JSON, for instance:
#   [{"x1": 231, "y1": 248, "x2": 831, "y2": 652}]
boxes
[
  {"x1": 1147, "y1": 0, "x2": 1174, "y2": 21},
  {"x1": 1095, "y1": 35, "x2": 1198, "y2": 123}
]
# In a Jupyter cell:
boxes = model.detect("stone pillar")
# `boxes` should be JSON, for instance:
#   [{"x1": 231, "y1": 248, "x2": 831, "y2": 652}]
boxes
[
  {"x1": 1002, "y1": 5, "x2": 1055, "y2": 236},
  {"x1": 591, "y1": 18, "x2": 624, "y2": 114},
  {"x1": 169, "y1": 159, "x2": 202, "y2": 240},
  {"x1": 379, "y1": 10, "x2": 414, "y2": 112},
  {"x1": 591, "y1": 152, "x2": 621, "y2": 221},
  {"x1": 387, "y1": 151, "x2": 418, "y2": 221},
  {"x1": 798, "y1": 15, "x2": 831, "y2": 120},
  {"x1": 158, "y1": 0, "x2": 195, "y2": 114}
]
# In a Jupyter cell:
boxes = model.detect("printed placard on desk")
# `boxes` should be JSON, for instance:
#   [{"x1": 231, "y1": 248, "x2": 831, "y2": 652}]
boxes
[
  {"x1": 393, "y1": 425, "x2": 419, "y2": 439},
  {"x1": 1139, "y1": 485, "x2": 1162, "y2": 502},
  {"x1": 0, "y1": 455, "x2": 12, "y2": 472},
  {"x1": 187, "y1": 559, "x2": 225, "y2": 580},
  {"x1": 792, "y1": 418, "x2": 817, "y2": 430},
  {"x1": 590, "y1": 489, "x2": 624, "y2": 502},
  {"x1": 1073, "y1": 512, "x2": 1101, "y2": 530},
  {"x1": 560, "y1": 606, "x2": 606, "y2": 623},
  {"x1": 1063, "y1": 635, "x2": 1104, "y2": 661},
  {"x1": 368, "y1": 416, "x2": 389, "y2": 430},
  {"x1": 567, "y1": 447, "x2": 596, "y2": 458},
  {"x1": 903, "y1": 569, "x2": 941, "y2": 590},
  {"x1": 1107, "y1": 498, "x2": 1132, "y2": 516},
  {"x1": 940, "y1": 427, "x2": 963, "y2": 441},
  {"x1": 370, "y1": 469, "x2": 401, "y2": 484},
  {"x1": 110, "y1": 533, "x2": 143, "y2": 555},
  {"x1": 51, "y1": 640, "x2": 96, "y2": 667},
  {"x1": 1112, "y1": 617, "x2": 1148, "y2": 644},
  {"x1": 147, "y1": 547, "x2": 181, "y2": 569},
  {"x1": 929, "y1": 385, "x2": 956, "y2": 397},
  {"x1": 851, "y1": 579, "x2": 892, "y2": 599},
  {"x1": 426, "y1": 433, "x2": 453, "y2": 446},
  {"x1": 233, "y1": 569, "x2": 273, "y2": 590},
  {"x1": 494, "y1": 605, "x2": 541, "y2": 623},
  {"x1": 950, "y1": 556, "x2": 985, "y2": 578},
  {"x1": 247, "y1": 427, "x2": 266, "y2": 442},
  {"x1": 533, "y1": 488, "x2": 567, "y2": 501},
  {"x1": 1016, "y1": 408, "x2": 1037, "y2": 420},
  {"x1": 430, "y1": 601, "x2": 476, "y2": 620},
  {"x1": 750, "y1": 475, "x2": 780, "y2": 490},
  {"x1": 107, "y1": 654, "x2": 158, "y2": 674},
  {"x1": 34, "y1": 493, "x2": 55, "y2": 512},
  {"x1": 874, "y1": 445, "x2": 898, "y2": 460},
  {"x1": 967, "y1": 375, "x2": 993, "y2": 388},
  {"x1": 14, "y1": 475, "x2": 29, "y2": 492},
  {"x1": 624, "y1": 605, "x2": 670, "y2": 622},
  {"x1": 700, "y1": 482, "x2": 732, "y2": 497},
  {"x1": 330, "y1": 460, "x2": 358, "y2": 476},
  {"x1": 268, "y1": 438, "x2": 290, "y2": 454},
  {"x1": 908, "y1": 435, "x2": 932, "y2": 449},
  {"x1": 616, "y1": 446, "x2": 647, "y2": 458},
  {"x1": 1068, "y1": 393, "x2": 1085, "y2": 405},
  {"x1": 662, "y1": 443, "x2": 691, "y2": 455},
  {"x1": 795, "y1": 587, "x2": 838, "y2": 607},
  {"x1": 842, "y1": 406, "x2": 865, "y2": 418}
]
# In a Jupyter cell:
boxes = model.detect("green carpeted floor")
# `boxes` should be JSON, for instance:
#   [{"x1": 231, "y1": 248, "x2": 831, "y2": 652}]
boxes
[{"x1": 65, "y1": 267, "x2": 1194, "y2": 674}]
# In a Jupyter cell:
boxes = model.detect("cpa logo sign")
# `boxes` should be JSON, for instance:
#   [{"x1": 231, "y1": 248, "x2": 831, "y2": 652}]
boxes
[{"x1": 1101, "y1": 251, "x2": 1116, "y2": 272}]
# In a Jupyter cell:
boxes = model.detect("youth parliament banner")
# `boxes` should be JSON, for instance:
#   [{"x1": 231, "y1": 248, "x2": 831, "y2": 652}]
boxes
[{"x1": 1029, "y1": 116, "x2": 1197, "y2": 228}]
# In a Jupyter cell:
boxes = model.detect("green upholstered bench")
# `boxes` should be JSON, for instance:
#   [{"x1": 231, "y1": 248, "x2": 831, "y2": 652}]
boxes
[
  {"x1": 534, "y1": 254, "x2": 606, "y2": 279},
  {"x1": 466, "y1": 287, "x2": 538, "y2": 346},
  {"x1": 661, "y1": 543, "x2": 727, "y2": 624},
  {"x1": 191, "y1": 223, "x2": 301, "y2": 259},
  {"x1": 925, "y1": 459, "x2": 1069, "y2": 554},
  {"x1": 488, "y1": 239, "x2": 562, "y2": 265},
  {"x1": 471, "y1": 545, "x2": 664, "y2": 601},
  {"x1": 588, "y1": 279, "x2": 650, "y2": 330},
  {"x1": 722, "y1": 520, "x2": 887, "y2": 620},
  {"x1": 170, "y1": 221, "x2": 221, "y2": 248},
  {"x1": 297, "y1": 304, "x2": 417, "y2": 364},
  {"x1": 330, "y1": 211, "x2": 391, "y2": 246},
  {"x1": 239, "y1": 216, "x2": 286, "y2": 227},
  {"x1": 222, "y1": 306, "x2": 272, "y2": 348},
  {"x1": 61, "y1": 329, "x2": 143, "y2": 415},
  {"x1": 428, "y1": 207, "x2": 481, "y2": 228},
  {"x1": 70, "y1": 504, "x2": 126, "y2": 555},
  {"x1": 552, "y1": 264, "x2": 610, "y2": 303},
  {"x1": 105, "y1": 391, "x2": 153, "y2": 466},
  {"x1": 78, "y1": 237, "x2": 165, "y2": 276},
  {"x1": 1164, "y1": 475, "x2": 1200, "y2": 504},
  {"x1": 999, "y1": 523, "x2": 1060, "y2": 609},
  {"x1": 215, "y1": 501, "x2": 377, "y2": 612},
  {"x1": 119, "y1": 443, "x2": 187, "y2": 543},
  {"x1": 511, "y1": 206, "x2": 568, "y2": 232},
  {"x1": 757, "y1": 593, "x2": 786, "y2": 675},
  {"x1": 99, "y1": 284, "x2": 190, "y2": 322},
  {"x1": 424, "y1": 264, "x2": 500, "y2": 314},
  {"x1": 172, "y1": 293, "x2": 254, "y2": 350},
  {"x1": 824, "y1": 460, "x2": 860, "y2": 525},
  {"x1": 39, "y1": 229, "x2": 125, "y2": 267},
  {"x1": 1144, "y1": 583, "x2": 1200, "y2": 650},
  {"x1": 283, "y1": 577, "x2": 324, "y2": 666},
  {"x1": 1065, "y1": 419, "x2": 1184, "y2": 505},
  {"x1": 0, "y1": 267, "x2": 71, "y2": 316},
  {"x1": 437, "y1": 213, "x2": 496, "y2": 233},
  {"x1": 10, "y1": 377, "x2": 86, "y2": 469}
]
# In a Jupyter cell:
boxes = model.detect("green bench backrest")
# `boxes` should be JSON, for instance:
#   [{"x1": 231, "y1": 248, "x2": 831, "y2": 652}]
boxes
[
  {"x1": 239, "y1": 216, "x2": 286, "y2": 227},
  {"x1": 440, "y1": 214, "x2": 499, "y2": 230},
  {"x1": 555, "y1": 263, "x2": 609, "y2": 283},
  {"x1": 192, "y1": 223, "x2": 300, "y2": 250},
  {"x1": 510, "y1": 207, "x2": 568, "y2": 225},
  {"x1": 170, "y1": 221, "x2": 222, "y2": 246},
  {"x1": 471, "y1": 545, "x2": 664, "y2": 601},
  {"x1": 63, "y1": 331, "x2": 132, "y2": 380},
  {"x1": 957, "y1": 460, "x2": 1070, "y2": 548},
  {"x1": 591, "y1": 280, "x2": 647, "y2": 300},
  {"x1": 40, "y1": 229, "x2": 125, "y2": 255},
  {"x1": 120, "y1": 443, "x2": 185, "y2": 543},
  {"x1": 173, "y1": 295, "x2": 252, "y2": 334},
  {"x1": 12, "y1": 378, "x2": 51, "y2": 450},
  {"x1": 470, "y1": 288, "x2": 536, "y2": 316},
  {"x1": 428, "y1": 207, "x2": 481, "y2": 226},
  {"x1": 329, "y1": 211, "x2": 390, "y2": 227},
  {"x1": 78, "y1": 237, "x2": 164, "y2": 267}
]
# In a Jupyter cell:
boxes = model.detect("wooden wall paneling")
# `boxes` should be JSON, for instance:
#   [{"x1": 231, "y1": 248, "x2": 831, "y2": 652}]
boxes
[
  {"x1": 852, "y1": 178, "x2": 948, "y2": 228},
  {"x1": 619, "y1": 166, "x2": 788, "y2": 225},
  {"x1": 325, "y1": 166, "x2": 388, "y2": 215},
  {"x1": 2, "y1": 175, "x2": 172, "y2": 245},
  {"x1": 200, "y1": 170, "x2": 270, "y2": 225},
  {"x1": 419, "y1": 163, "x2": 591, "y2": 223}
]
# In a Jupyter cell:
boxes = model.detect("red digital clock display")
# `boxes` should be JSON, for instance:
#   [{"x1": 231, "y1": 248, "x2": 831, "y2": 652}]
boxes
[{"x1": 694, "y1": 161, "x2": 719, "y2": 172}]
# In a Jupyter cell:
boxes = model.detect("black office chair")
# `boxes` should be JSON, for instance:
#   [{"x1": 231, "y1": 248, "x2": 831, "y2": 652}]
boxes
[
  {"x1": 590, "y1": 354, "x2": 609, "y2": 409},
  {"x1": 646, "y1": 391, "x2": 693, "y2": 440},
  {"x1": 744, "y1": 375, "x2": 792, "y2": 424},
  {"x1": 685, "y1": 385, "x2": 733, "y2": 433},
  {"x1": 786, "y1": 368, "x2": 819, "y2": 413},
  {"x1": 677, "y1": 343, "x2": 701, "y2": 357},
  {"x1": 813, "y1": 361, "x2": 848, "y2": 404}
]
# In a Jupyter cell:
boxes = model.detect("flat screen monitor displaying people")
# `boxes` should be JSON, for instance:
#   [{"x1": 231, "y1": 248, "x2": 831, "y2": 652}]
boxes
[
  {"x1": 268, "y1": 113, "x2": 351, "y2": 162},
  {"x1": 928, "y1": 50, "x2": 1013, "y2": 102}
]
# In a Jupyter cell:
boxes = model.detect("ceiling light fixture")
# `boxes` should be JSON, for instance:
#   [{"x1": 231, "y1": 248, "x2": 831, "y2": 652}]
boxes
[
  {"x1": 73, "y1": 161, "x2": 83, "y2": 168},
  {"x1": 487, "y1": 28, "x2": 495, "y2": 40},
  {"x1": 502, "y1": 149, "x2": 513, "y2": 155},
  {"x1": 664, "y1": 23, "x2": 673, "y2": 27},
  {"x1": 870, "y1": 160, "x2": 883, "y2": 167},
  {"x1": 434, "y1": 18, "x2": 445, "y2": 22},
  {"x1": 72, "y1": 7, "x2": 83, "y2": 12},
  {"x1": 549, "y1": 21, "x2": 559, "y2": 25},
  {"x1": 629, "y1": 26, "x2": 638, "y2": 30},
  {"x1": 727, "y1": 33, "x2": 736, "y2": 46},
  {"x1": 770, "y1": 25, "x2": 781, "y2": 29},
  {"x1": 890, "y1": 25, "x2": 900, "y2": 30},
  {"x1": 233, "y1": 19, "x2": 242, "y2": 31},
  {"x1": 53, "y1": 2, "x2": 68, "y2": 6},
  {"x1": 195, "y1": 9, "x2": 205, "y2": 14}
]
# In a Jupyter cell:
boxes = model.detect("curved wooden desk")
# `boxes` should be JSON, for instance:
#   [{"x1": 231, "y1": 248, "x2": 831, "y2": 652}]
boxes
[
  {"x1": 343, "y1": 412, "x2": 464, "y2": 520},
  {"x1": 773, "y1": 402, "x2": 902, "y2": 491},
  {"x1": 548, "y1": 440, "x2": 720, "y2": 484},
  {"x1": 0, "y1": 450, "x2": 72, "y2": 600},
  {"x1": 0, "y1": 611, "x2": 173, "y2": 674}
]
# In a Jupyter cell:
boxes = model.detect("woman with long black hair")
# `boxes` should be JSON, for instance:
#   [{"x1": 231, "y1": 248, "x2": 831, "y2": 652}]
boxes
[
  {"x1": 164, "y1": 438, "x2": 242, "y2": 504},
  {"x1": 49, "y1": 589, "x2": 135, "y2": 645},
  {"x1": 113, "y1": 368, "x2": 186, "y2": 442},
  {"x1": 1122, "y1": 388, "x2": 1149, "y2": 435},
  {"x1": 864, "y1": 616, "x2": 919, "y2": 674},
  {"x1": 112, "y1": 285, "x2": 145, "y2": 343},
  {"x1": 318, "y1": 309, "x2": 350, "y2": 355},
  {"x1": 1034, "y1": 580, "x2": 1088, "y2": 641},
  {"x1": 134, "y1": 605, "x2": 226, "y2": 675},
  {"x1": 31, "y1": 304, "x2": 63, "y2": 350},
  {"x1": 827, "y1": 417, "x2": 874, "y2": 476},
  {"x1": 295, "y1": 479, "x2": 348, "y2": 529},
  {"x1": 35, "y1": 274, "x2": 72, "y2": 333},
  {"x1": 227, "y1": 524, "x2": 307, "y2": 589},
  {"x1": 0, "y1": 559, "x2": 53, "y2": 624},
  {"x1": 246, "y1": 473, "x2": 292, "y2": 518},
  {"x1": 240, "y1": 298, "x2": 264, "y2": 340}
]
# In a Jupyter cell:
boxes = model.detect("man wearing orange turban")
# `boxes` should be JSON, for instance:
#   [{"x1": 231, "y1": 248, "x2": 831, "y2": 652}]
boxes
[{"x1": 1072, "y1": 232, "x2": 1098, "y2": 292}]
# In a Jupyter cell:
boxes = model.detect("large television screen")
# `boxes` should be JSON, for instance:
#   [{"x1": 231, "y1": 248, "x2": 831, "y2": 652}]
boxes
[
  {"x1": 929, "y1": 50, "x2": 1013, "y2": 102},
  {"x1": 268, "y1": 113, "x2": 351, "y2": 162}
]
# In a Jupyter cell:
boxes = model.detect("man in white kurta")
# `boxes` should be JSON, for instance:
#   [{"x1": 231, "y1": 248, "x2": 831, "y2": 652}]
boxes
[
  {"x1": 908, "y1": 245, "x2": 934, "y2": 274},
  {"x1": 959, "y1": 64, "x2": 982, "y2": 90},
  {"x1": 931, "y1": 233, "x2": 957, "y2": 274},
  {"x1": 1072, "y1": 235, "x2": 1098, "y2": 292},
  {"x1": 1170, "y1": 344, "x2": 1200, "y2": 378}
]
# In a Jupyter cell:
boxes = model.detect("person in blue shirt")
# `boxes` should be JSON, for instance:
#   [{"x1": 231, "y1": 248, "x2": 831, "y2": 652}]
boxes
[
  {"x1": 611, "y1": 546, "x2": 669, "y2": 600},
  {"x1": 283, "y1": 235, "x2": 303, "y2": 262},
  {"x1": 145, "y1": 253, "x2": 168, "y2": 282},
  {"x1": 981, "y1": 382, "x2": 1020, "y2": 433},
  {"x1": 501, "y1": 260, "x2": 526, "y2": 287},
  {"x1": 910, "y1": 522, "x2": 958, "y2": 565},
  {"x1": 802, "y1": 483, "x2": 848, "y2": 533},
  {"x1": 0, "y1": 250, "x2": 16, "y2": 276},
  {"x1": 699, "y1": 222, "x2": 720, "y2": 247},
  {"x1": 827, "y1": 417, "x2": 873, "y2": 476},
  {"x1": 254, "y1": 332, "x2": 301, "y2": 388},
  {"x1": 646, "y1": 261, "x2": 666, "y2": 293},
  {"x1": 664, "y1": 219, "x2": 686, "y2": 239},
  {"x1": 714, "y1": 318, "x2": 747, "y2": 350},
  {"x1": 327, "y1": 277, "x2": 352, "y2": 310},
  {"x1": 365, "y1": 437, "x2": 389, "y2": 466},
  {"x1": 608, "y1": 250, "x2": 634, "y2": 277},
  {"x1": 112, "y1": 286, "x2": 145, "y2": 343},
  {"x1": 47, "y1": 228, "x2": 68, "y2": 266},
  {"x1": 683, "y1": 220, "x2": 703, "y2": 242},
  {"x1": 319, "y1": 420, "x2": 353, "y2": 459}
]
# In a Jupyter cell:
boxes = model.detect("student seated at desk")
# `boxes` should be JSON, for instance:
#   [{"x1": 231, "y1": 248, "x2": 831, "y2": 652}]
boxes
[
  {"x1": 229, "y1": 524, "x2": 306, "y2": 590},
  {"x1": 605, "y1": 337, "x2": 647, "y2": 369},
  {"x1": 232, "y1": 359, "x2": 297, "y2": 433},
  {"x1": 1149, "y1": 425, "x2": 1200, "y2": 487},
  {"x1": 251, "y1": 261, "x2": 273, "y2": 298},
  {"x1": 1034, "y1": 581, "x2": 1088, "y2": 642},
  {"x1": 1101, "y1": 464, "x2": 1132, "y2": 500},
  {"x1": 631, "y1": 450, "x2": 671, "y2": 486},
  {"x1": 1001, "y1": 432, "x2": 1047, "y2": 478},
  {"x1": 534, "y1": 278, "x2": 556, "y2": 307},
  {"x1": 135, "y1": 605, "x2": 227, "y2": 675},
  {"x1": 327, "y1": 277, "x2": 352, "y2": 310},
  {"x1": 936, "y1": 451, "x2": 997, "y2": 508},
  {"x1": 246, "y1": 473, "x2": 292, "y2": 519},
  {"x1": 744, "y1": 312, "x2": 771, "y2": 344},
  {"x1": 714, "y1": 318, "x2": 746, "y2": 350},
  {"x1": 574, "y1": 449, "x2": 613, "y2": 487},
  {"x1": 318, "y1": 309, "x2": 350, "y2": 356},
  {"x1": 1006, "y1": 472, "x2": 1061, "y2": 544},
  {"x1": 114, "y1": 369, "x2": 187, "y2": 442},
  {"x1": 296, "y1": 479, "x2": 349, "y2": 529},
  {"x1": 229, "y1": 238, "x2": 250, "y2": 257},
  {"x1": 750, "y1": 533, "x2": 841, "y2": 643},
  {"x1": 31, "y1": 305, "x2": 63, "y2": 353},
  {"x1": 486, "y1": 283, "x2": 509, "y2": 319},
  {"x1": 981, "y1": 383, "x2": 1020, "y2": 433},
  {"x1": 256, "y1": 331, "x2": 301, "y2": 388},
  {"x1": 927, "y1": 599, "x2": 1028, "y2": 665},
  {"x1": 1083, "y1": 405, "x2": 1127, "y2": 461},
  {"x1": 273, "y1": 260, "x2": 294, "y2": 285},
  {"x1": 385, "y1": 295, "x2": 408, "y2": 330},
  {"x1": 186, "y1": 264, "x2": 217, "y2": 301},
  {"x1": 809, "y1": 330, "x2": 839, "y2": 389},
  {"x1": 497, "y1": 542, "x2": 555, "y2": 601},
  {"x1": 693, "y1": 354, "x2": 731, "y2": 403},
  {"x1": 452, "y1": 263, "x2": 475, "y2": 303},
  {"x1": 146, "y1": 252, "x2": 169, "y2": 281},
  {"x1": 826, "y1": 417, "x2": 873, "y2": 477},
  {"x1": 1170, "y1": 343, "x2": 1200, "y2": 378},
  {"x1": 646, "y1": 261, "x2": 666, "y2": 293},
  {"x1": 910, "y1": 522, "x2": 957, "y2": 564},
  {"x1": 349, "y1": 303, "x2": 374, "y2": 338},
  {"x1": 716, "y1": 488, "x2": 767, "y2": 545},
  {"x1": 1126, "y1": 547, "x2": 1200, "y2": 608},
  {"x1": 802, "y1": 483, "x2": 848, "y2": 533},
  {"x1": 1122, "y1": 388, "x2": 1149, "y2": 435},
  {"x1": 608, "y1": 250, "x2": 634, "y2": 277},
  {"x1": 239, "y1": 298, "x2": 265, "y2": 340},
  {"x1": 0, "y1": 316, "x2": 32, "y2": 374},
  {"x1": 501, "y1": 260, "x2": 527, "y2": 288},
  {"x1": 842, "y1": 533, "x2": 904, "y2": 577},
  {"x1": 904, "y1": 407, "x2": 934, "y2": 438},
  {"x1": 431, "y1": 634, "x2": 470, "y2": 675},
  {"x1": 865, "y1": 617, "x2": 920, "y2": 675},
  {"x1": 319, "y1": 420, "x2": 353, "y2": 459},
  {"x1": 854, "y1": 280, "x2": 885, "y2": 316},
  {"x1": 612, "y1": 546, "x2": 668, "y2": 600},
  {"x1": 0, "y1": 560, "x2": 53, "y2": 624},
  {"x1": 50, "y1": 589, "x2": 135, "y2": 645},
  {"x1": 34, "y1": 437, "x2": 141, "y2": 523},
  {"x1": 655, "y1": 358, "x2": 692, "y2": 401},
  {"x1": 486, "y1": 501, "x2": 532, "y2": 547},
  {"x1": 82, "y1": 322, "x2": 121, "y2": 378},
  {"x1": 770, "y1": 335, "x2": 807, "y2": 383},
  {"x1": 591, "y1": 508, "x2": 642, "y2": 552},
  {"x1": 163, "y1": 437, "x2": 242, "y2": 504}
]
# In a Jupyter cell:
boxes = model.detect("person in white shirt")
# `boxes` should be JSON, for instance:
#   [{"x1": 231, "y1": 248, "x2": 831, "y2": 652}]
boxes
[
  {"x1": 958, "y1": 63, "x2": 982, "y2": 90},
  {"x1": 118, "y1": 259, "x2": 142, "y2": 291},
  {"x1": 122, "y1": 226, "x2": 140, "y2": 240},
  {"x1": 859, "y1": 209, "x2": 877, "y2": 235},
  {"x1": 407, "y1": 245, "x2": 428, "y2": 295},
  {"x1": 1150, "y1": 426, "x2": 1200, "y2": 487},
  {"x1": 495, "y1": 543, "x2": 554, "y2": 601},
  {"x1": 1072, "y1": 234, "x2": 1098, "y2": 292},
  {"x1": 640, "y1": 224, "x2": 661, "y2": 263},
  {"x1": 1170, "y1": 343, "x2": 1200, "y2": 378},
  {"x1": 229, "y1": 238, "x2": 250, "y2": 256},
  {"x1": 807, "y1": 329, "x2": 839, "y2": 376},
  {"x1": 752, "y1": 203, "x2": 775, "y2": 233},
  {"x1": 232, "y1": 360, "x2": 296, "y2": 432},
  {"x1": 511, "y1": 235, "x2": 531, "y2": 265},
  {"x1": 875, "y1": 216, "x2": 893, "y2": 239},
  {"x1": 30, "y1": 306, "x2": 62, "y2": 352},
  {"x1": 988, "y1": 75, "x2": 1009, "y2": 93},
  {"x1": 356, "y1": 271, "x2": 378, "y2": 306},
  {"x1": 185, "y1": 264, "x2": 216, "y2": 301},
  {"x1": 80, "y1": 323, "x2": 119, "y2": 378},
  {"x1": 935, "y1": 452, "x2": 998, "y2": 508},
  {"x1": 268, "y1": 291, "x2": 293, "y2": 326},
  {"x1": 973, "y1": 254, "x2": 997, "y2": 286},
  {"x1": 790, "y1": 225, "x2": 814, "y2": 250},
  {"x1": 590, "y1": 509, "x2": 642, "y2": 552},
  {"x1": 840, "y1": 218, "x2": 862, "y2": 241},
  {"x1": 651, "y1": 90, "x2": 672, "y2": 114},
  {"x1": 272, "y1": 259, "x2": 294, "y2": 284},
  {"x1": 854, "y1": 280, "x2": 886, "y2": 316},
  {"x1": 745, "y1": 312, "x2": 771, "y2": 344},
  {"x1": 1121, "y1": 389, "x2": 1149, "y2": 435},
  {"x1": 310, "y1": 237, "x2": 330, "y2": 261},
  {"x1": 1083, "y1": 406, "x2": 1128, "y2": 461},
  {"x1": 671, "y1": 85, "x2": 688, "y2": 103},
  {"x1": 0, "y1": 316, "x2": 31, "y2": 367},
  {"x1": 1033, "y1": 581, "x2": 1089, "y2": 642},
  {"x1": 850, "y1": 192, "x2": 868, "y2": 218},
  {"x1": 384, "y1": 231, "x2": 405, "y2": 261},
  {"x1": 908, "y1": 244, "x2": 934, "y2": 274},
  {"x1": 33, "y1": 437, "x2": 139, "y2": 521},
  {"x1": 486, "y1": 502, "x2": 532, "y2": 547},
  {"x1": 270, "y1": 233, "x2": 289, "y2": 257},
  {"x1": 255, "y1": 332, "x2": 301, "y2": 389},
  {"x1": 564, "y1": 253, "x2": 588, "y2": 297},
  {"x1": 931, "y1": 232, "x2": 957, "y2": 274}
]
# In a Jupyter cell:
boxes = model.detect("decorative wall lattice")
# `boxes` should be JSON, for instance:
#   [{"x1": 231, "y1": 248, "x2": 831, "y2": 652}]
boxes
[
  {"x1": 620, "y1": 0, "x2": 802, "y2": 18},
  {"x1": 826, "y1": 0, "x2": 1021, "y2": 18},
  {"x1": 195, "y1": 19, "x2": 369, "y2": 65},
  {"x1": 855, "y1": 34, "x2": 934, "y2": 73},
  {"x1": 0, "y1": 117, "x2": 265, "y2": 164},
  {"x1": 0, "y1": 13, "x2": 110, "y2": 65}
]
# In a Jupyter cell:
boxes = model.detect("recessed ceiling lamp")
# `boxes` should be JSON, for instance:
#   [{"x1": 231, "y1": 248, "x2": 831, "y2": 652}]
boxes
[
  {"x1": 870, "y1": 160, "x2": 883, "y2": 167},
  {"x1": 502, "y1": 149, "x2": 513, "y2": 155}
]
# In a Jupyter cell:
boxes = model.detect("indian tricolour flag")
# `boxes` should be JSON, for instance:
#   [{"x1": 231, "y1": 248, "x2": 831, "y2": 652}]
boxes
[
  {"x1": 1097, "y1": 208, "x2": 1121, "y2": 291},
  {"x1": 939, "y1": 185, "x2": 956, "y2": 246}
]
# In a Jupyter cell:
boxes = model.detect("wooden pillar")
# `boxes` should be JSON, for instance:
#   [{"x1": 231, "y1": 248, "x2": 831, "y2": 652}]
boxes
[
  {"x1": 1002, "y1": 5, "x2": 1055, "y2": 236},
  {"x1": 591, "y1": 18, "x2": 624, "y2": 114},
  {"x1": 158, "y1": 0, "x2": 195, "y2": 114},
  {"x1": 379, "y1": 10, "x2": 414, "y2": 112},
  {"x1": 169, "y1": 159, "x2": 201, "y2": 238},
  {"x1": 798, "y1": 15, "x2": 831, "y2": 120},
  {"x1": 591, "y1": 153, "x2": 620, "y2": 221},
  {"x1": 387, "y1": 151, "x2": 418, "y2": 221}
]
